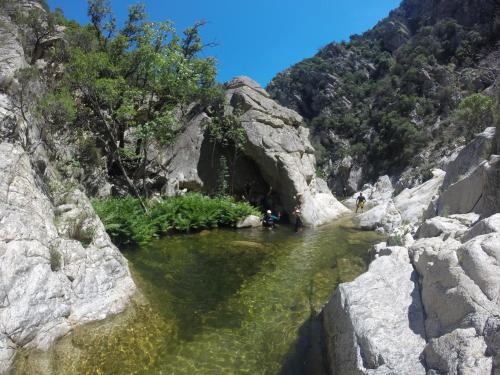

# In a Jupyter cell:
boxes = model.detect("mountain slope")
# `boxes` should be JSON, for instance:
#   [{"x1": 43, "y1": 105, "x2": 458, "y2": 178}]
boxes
[{"x1": 268, "y1": 0, "x2": 500, "y2": 195}]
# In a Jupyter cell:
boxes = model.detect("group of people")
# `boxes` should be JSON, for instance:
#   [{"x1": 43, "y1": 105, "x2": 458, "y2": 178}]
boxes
[
  {"x1": 260, "y1": 186, "x2": 304, "y2": 232},
  {"x1": 249, "y1": 182, "x2": 367, "y2": 232}
]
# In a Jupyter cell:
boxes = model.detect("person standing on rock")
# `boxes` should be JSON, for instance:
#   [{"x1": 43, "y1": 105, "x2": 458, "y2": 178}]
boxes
[{"x1": 355, "y1": 192, "x2": 366, "y2": 213}]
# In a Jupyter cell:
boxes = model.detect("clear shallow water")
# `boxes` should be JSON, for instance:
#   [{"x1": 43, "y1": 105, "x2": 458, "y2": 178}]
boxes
[{"x1": 13, "y1": 219, "x2": 382, "y2": 375}]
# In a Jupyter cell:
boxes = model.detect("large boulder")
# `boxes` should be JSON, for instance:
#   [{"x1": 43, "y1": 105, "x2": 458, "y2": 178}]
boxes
[
  {"x1": 415, "y1": 216, "x2": 468, "y2": 239},
  {"x1": 442, "y1": 127, "x2": 496, "y2": 190},
  {"x1": 0, "y1": 144, "x2": 135, "y2": 373},
  {"x1": 154, "y1": 76, "x2": 349, "y2": 226},
  {"x1": 394, "y1": 169, "x2": 445, "y2": 224},
  {"x1": 457, "y1": 233, "x2": 500, "y2": 303},
  {"x1": 356, "y1": 199, "x2": 401, "y2": 232},
  {"x1": 436, "y1": 155, "x2": 500, "y2": 217},
  {"x1": 462, "y1": 213, "x2": 500, "y2": 242},
  {"x1": 323, "y1": 248, "x2": 426, "y2": 375},
  {"x1": 409, "y1": 236, "x2": 498, "y2": 373}
]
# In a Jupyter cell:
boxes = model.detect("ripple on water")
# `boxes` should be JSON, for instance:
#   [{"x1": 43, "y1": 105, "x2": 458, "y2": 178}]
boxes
[{"x1": 12, "y1": 218, "x2": 382, "y2": 375}]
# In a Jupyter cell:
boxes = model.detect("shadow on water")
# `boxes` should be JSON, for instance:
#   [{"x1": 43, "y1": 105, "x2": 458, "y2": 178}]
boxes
[{"x1": 278, "y1": 312, "x2": 329, "y2": 375}]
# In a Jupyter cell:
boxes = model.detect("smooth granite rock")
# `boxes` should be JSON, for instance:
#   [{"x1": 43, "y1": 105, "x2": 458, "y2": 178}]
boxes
[{"x1": 323, "y1": 250, "x2": 426, "y2": 375}]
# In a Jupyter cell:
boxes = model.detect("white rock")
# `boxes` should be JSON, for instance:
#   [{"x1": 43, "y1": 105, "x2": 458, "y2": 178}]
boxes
[
  {"x1": 461, "y1": 213, "x2": 500, "y2": 242},
  {"x1": 357, "y1": 199, "x2": 401, "y2": 232},
  {"x1": 458, "y1": 233, "x2": 500, "y2": 302},
  {"x1": 409, "y1": 237, "x2": 495, "y2": 339},
  {"x1": 344, "y1": 175, "x2": 394, "y2": 210},
  {"x1": 323, "y1": 254, "x2": 426, "y2": 375},
  {"x1": 157, "y1": 76, "x2": 350, "y2": 226},
  {"x1": 394, "y1": 169, "x2": 445, "y2": 225},
  {"x1": 415, "y1": 216, "x2": 468, "y2": 239},
  {"x1": 442, "y1": 127, "x2": 496, "y2": 190},
  {"x1": 236, "y1": 214, "x2": 261, "y2": 228},
  {"x1": 448, "y1": 213, "x2": 481, "y2": 227},
  {"x1": 0, "y1": 144, "x2": 135, "y2": 372},
  {"x1": 425, "y1": 328, "x2": 492, "y2": 375}
]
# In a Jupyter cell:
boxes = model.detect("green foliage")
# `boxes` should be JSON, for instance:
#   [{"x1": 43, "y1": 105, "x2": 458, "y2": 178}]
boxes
[
  {"x1": 92, "y1": 194, "x2": 260, "y2": 246},
  {"x1": 216, "y1": 155, "x2": 230, "y2": 196},
  {"x1": 453, "y1": 93, "x2": 495, "y2": 140},
  {"x1": 37, "y1": 89, "x2": 77, "y2": 127},
  {"x1": 37, "y1": 1, "x2": 219, "y2": 203},
  {"x1": 269, "y1": 10, "x2": 500, "y2": 178}
]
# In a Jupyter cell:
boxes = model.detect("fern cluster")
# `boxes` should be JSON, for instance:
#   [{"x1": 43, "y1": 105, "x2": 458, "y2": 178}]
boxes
[{"x1": 92, "y1": 193, "x2": 260, "y2": 247}]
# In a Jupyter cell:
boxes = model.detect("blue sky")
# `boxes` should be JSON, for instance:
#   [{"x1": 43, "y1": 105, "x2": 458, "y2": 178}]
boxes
[{"x1": 47, "y1": 0, "x2": 401, "y2": 86}]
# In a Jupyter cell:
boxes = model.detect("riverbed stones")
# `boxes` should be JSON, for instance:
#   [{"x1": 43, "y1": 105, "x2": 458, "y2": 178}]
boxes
[{"x1": 323, "y1": 248, "x2": 426, "y2": 375}]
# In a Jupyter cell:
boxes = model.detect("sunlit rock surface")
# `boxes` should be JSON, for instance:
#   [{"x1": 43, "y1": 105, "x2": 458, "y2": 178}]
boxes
[{"x1": 155, "y1": 76, "x2": 349, "y2": 226}]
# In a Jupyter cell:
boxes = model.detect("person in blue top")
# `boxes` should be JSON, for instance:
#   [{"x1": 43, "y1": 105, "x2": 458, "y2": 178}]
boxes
[{"x1": 263, "y1": 209, "x2": 280, "y2": 228}]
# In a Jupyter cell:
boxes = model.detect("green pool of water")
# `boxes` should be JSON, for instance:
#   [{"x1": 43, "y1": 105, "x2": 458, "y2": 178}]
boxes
[{"x1": 13, "y1": 219, "x2": 382, "y2": 375}]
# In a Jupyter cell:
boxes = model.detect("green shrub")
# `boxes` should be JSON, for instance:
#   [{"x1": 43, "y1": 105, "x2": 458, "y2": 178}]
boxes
[
  {"x1": 49, "y1": 246, "x2": 62, "y2": 272},
  {"x1": 92, "y1": 193, "x2": 260, "y2": 247},
  {"x1": 453, "y1": 94, "x2": 495, "y2": 140}
]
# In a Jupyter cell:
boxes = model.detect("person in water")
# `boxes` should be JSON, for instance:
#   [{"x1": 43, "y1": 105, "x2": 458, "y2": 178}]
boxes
[
  {"x1": 355, "y1": 192, "x2": 366, "y2": 213},
  {"x1": 293, "y1": 208, "x2": 304, "y2": 232},
  {"x1": 292, "y1": 193, "x2": 304, "y2": 232},
  {"x1": 263, "y1": 209, "x2": 280, "y2": 228}
]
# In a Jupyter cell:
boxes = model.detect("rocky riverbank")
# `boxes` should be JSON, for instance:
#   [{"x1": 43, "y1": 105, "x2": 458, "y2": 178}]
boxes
[
  {"x1": 0, "y1": 4, "x2": 136, "y2": 372},
  {"x1": 322, "y1": 126, "x2": 500, "y2": 374}
]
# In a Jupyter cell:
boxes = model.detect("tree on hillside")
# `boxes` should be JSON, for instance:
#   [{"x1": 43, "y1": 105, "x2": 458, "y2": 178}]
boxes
[
  {"x1": 453, "y1": 93, "x2": 495, "y2": 140},
  {"x1": 62, "y1": 0, "x2": 218, "y2": 210}
]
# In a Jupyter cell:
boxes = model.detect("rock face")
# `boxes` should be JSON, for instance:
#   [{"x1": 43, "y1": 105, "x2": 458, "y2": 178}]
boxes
[
  {"x1": 428, "y1": 127, "x2": 500, "y2": 218},
  {"x1": 324, "y1": 128, "x2": 500, "y2": 375},
  {"x1": 0, "y1": 6, "x2": 135, "y2": 373},
  {"x1": 323, "y1": 245, "x2": 426, "y2": 375},
  {"x1": 441, "y1": 127, "x2": 496, "y2": 190},
  {"x1": 349, "y1": 169, "x2": 445, "y2": 234},
  {"x1": 0, "y1": 144, "x2": 135, "y2": 374},
  {"x1": 153, "y1": 76, "x2": 349, "y2": 226}
]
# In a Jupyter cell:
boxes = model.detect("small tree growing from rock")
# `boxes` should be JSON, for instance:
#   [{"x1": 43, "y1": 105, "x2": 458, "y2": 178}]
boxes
[{"x1": 453, "y1": 93, "x2": 495, "y2": 140}]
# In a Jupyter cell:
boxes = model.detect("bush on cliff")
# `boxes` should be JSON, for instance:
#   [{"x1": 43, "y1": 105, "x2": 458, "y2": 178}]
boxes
[{"x1": 92, "y1": 193, "x2": 260, "y2": 247}]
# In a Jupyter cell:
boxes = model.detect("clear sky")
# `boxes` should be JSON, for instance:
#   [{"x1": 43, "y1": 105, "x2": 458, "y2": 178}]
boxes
[{"x1": 47, "y1": 0, "x2": 401, "y2": 86}]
